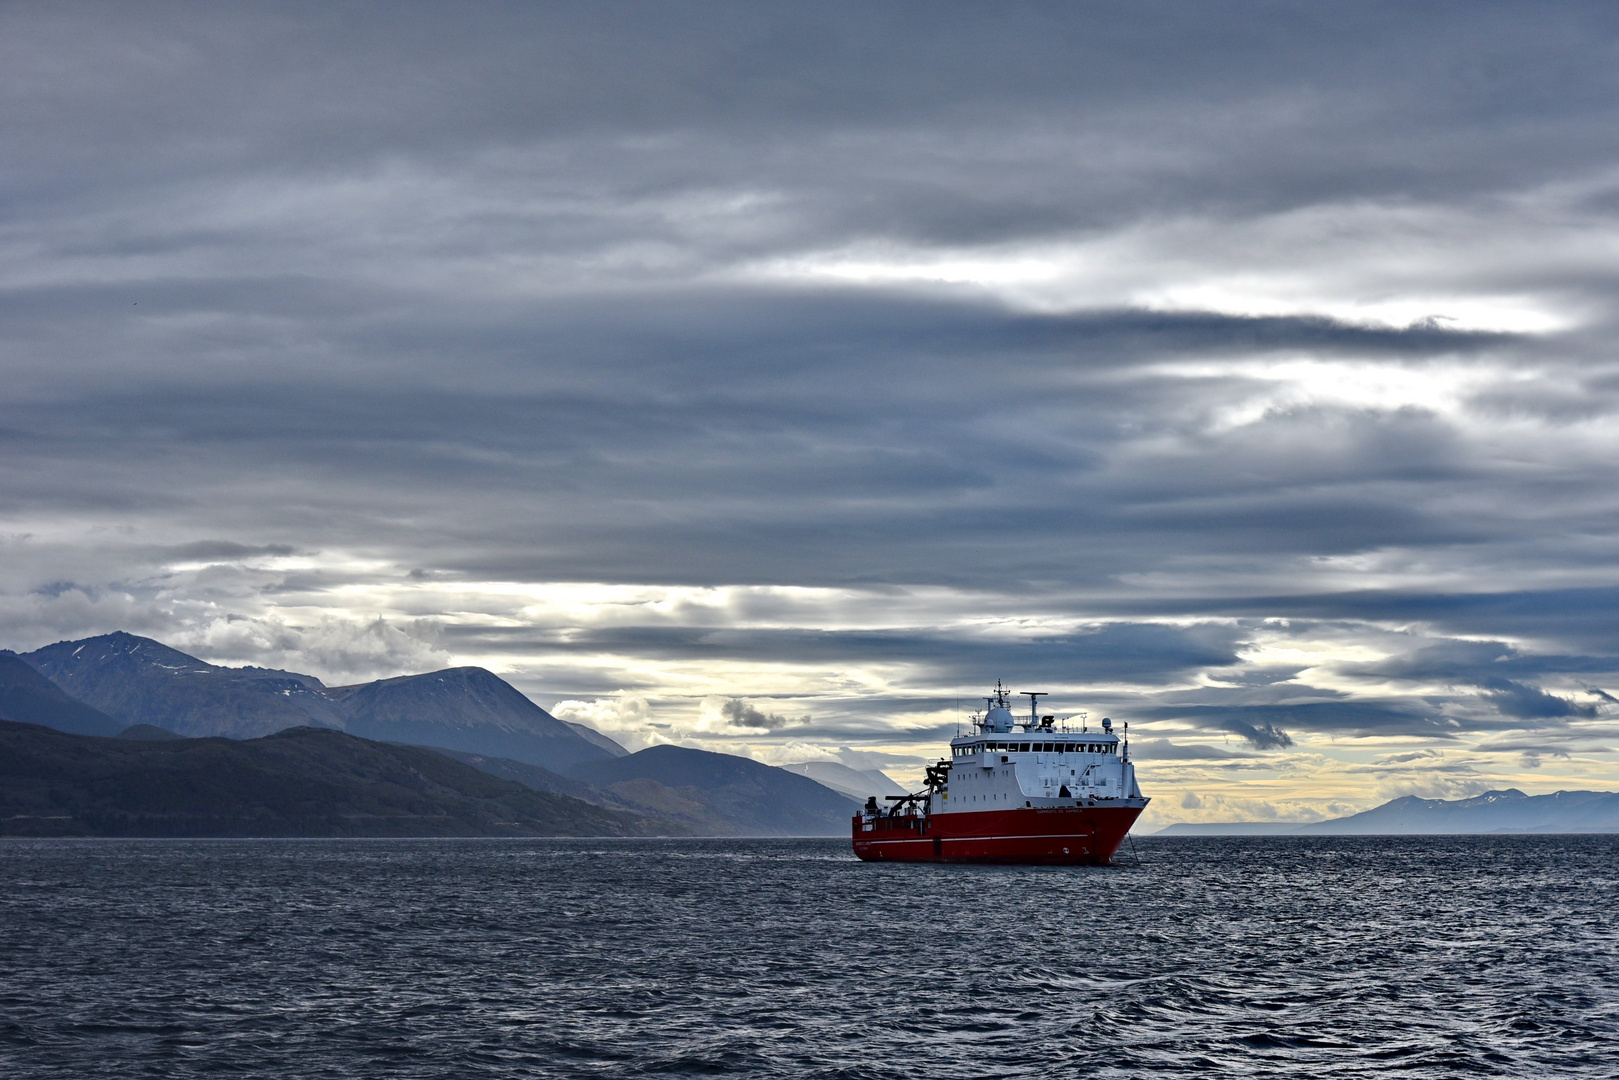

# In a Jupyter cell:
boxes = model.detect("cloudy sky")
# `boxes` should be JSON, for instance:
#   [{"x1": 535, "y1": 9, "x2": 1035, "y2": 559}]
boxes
[{"x1": 5, "y1": 2, "x2": 1619, "y2": 825}]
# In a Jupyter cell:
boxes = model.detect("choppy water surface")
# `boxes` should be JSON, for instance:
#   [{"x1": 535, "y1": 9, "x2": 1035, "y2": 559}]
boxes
[{"x1": 2, "y1": 836, "x2": 1616, "y2": 1078}]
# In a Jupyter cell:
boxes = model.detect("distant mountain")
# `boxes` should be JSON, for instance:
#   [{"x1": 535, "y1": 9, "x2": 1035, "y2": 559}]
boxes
[
  {"x1": 1156, "y1": 788, "x2": 1619, "y2": 835},
  {"x1": 1296, "y1": 788, "x2": 1619, "y2": 834},
  {"x1": 19, "y1": 633, "x2": 613, "y2": 772},
  {"x1": 564, "y1": 721, "x2": 629, "y2": 757},
  {"x1": 329, "y1": 667, "x2": 614, "y2": 773},
  {"x1": 567, "y1": 745, "x2": 859, "y2": 836},
  {"x1": 780, "y1": 760, "x2": 908, "y2": 801},
  {"x1": 24, "y1": 632, "x2": 344, "y2": 738},
  {"x1": 0, "y1": 650, "x2": 123, "y2": 736},
  {"x1": 0, "y1": 719, "x2": 658, "y2": 837}
]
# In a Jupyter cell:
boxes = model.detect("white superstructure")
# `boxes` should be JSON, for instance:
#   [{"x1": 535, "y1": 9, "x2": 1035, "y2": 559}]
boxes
[{"x1": 929, "y1": 682, "x2": 1144, "y2": 814}]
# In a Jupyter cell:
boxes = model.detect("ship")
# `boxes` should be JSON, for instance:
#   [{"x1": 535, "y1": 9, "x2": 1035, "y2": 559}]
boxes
[{"x1": 852, "y1": 682, "x2": 1148, "y2": 864}]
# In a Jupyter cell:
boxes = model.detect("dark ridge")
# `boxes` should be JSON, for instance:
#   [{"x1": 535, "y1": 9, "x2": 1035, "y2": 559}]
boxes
[
  {"x1": 567, "y1": 744, "x2": 858, "y2": 836},
  {"x1": 0, "y1": 720, "x2": 663, "y2": 838},
  {"x1": 0, "y1": 650, "x2": 122, "y2": 737},
  {"x1": 438, "y1": 748, "x2": 682, "y2": 823},
  {"x1": 562, "y1": 720, "x2": 629, "y2": 757},
  {"x1": 329, "y1": 667, "x2": 615, "y2": 772}
]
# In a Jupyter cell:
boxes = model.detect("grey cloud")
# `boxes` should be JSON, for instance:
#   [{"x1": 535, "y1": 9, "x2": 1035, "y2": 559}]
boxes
[
  {"x1": 1218, "y1": 720, "x2": 1294, "y2": 751},
  {"x1": 720, "y1": 698, "x2": 806, "y2": 731},
  {"x1": 1472, "y1": 736, "x2": 1592, "y2": 756},
  {"x1": 1138, "y1": 702, "x2": 1455, "y2": 740},
  {"x1": 439, "y1": 621, "x2": 1243, "y2": 686},
  {"x1": 1117, "y1": 590, "x2": 1619, "y2": 659},
  {"x1": 1134, "y1": 739, "x2": 1259, "y2": 762},
  {"x1": 1338, "y1": 640, "x2": 1615, "y2": 721},
  {"x1": 1344, "y1": 638, "x2": 1619, "y2": 683},
  {"x1": 1476, "y1": 678, "x2": 1598, "y2": 721},
  {"x1": 1375, "y1": 750, "x2": 1443, "y2": 765},
  {"x1": 156, "y1": 541, "x2": 300, "y2": 562},
  {"x1": 9, "y1": 4, "x2": 1619, "y2": 236}
]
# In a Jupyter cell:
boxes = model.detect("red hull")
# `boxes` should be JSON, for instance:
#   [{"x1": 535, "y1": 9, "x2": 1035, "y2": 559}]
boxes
[{"x1": 851, "y1": 804, "x2": 1143, "y2": 865}]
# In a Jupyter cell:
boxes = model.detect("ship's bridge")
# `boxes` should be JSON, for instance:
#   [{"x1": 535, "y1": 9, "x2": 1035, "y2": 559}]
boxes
[
  {"x1": 950, "y1": 734, "x2": 1120, "y2": 758},
  {"x1": 937, "y1": 727, "x2": 1139, "y2": 810}
]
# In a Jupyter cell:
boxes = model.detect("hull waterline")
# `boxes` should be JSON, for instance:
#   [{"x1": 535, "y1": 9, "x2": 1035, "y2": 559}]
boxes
[{"x1": 852, "y1": 803, "x2": 1143, "y2": 865}]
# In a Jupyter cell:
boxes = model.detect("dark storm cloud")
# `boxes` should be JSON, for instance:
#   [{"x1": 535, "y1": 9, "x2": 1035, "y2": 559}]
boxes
[{"x1": 5, "y1": 1, "x2": 1619, "y2": 765}]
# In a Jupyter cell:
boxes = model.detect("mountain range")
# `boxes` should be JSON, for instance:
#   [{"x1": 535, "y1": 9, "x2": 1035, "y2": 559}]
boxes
[
  {"x1": 0, "y1": 650, "x2": 123, "y2": 736},
  {"x1": 779, "y1": 760, "x2": 908, "y2": 802},
  {"x1": 0, "y1": 631, "x2": 865, "y2": 836},
  {"x1": 20, "y1": 632, "x2": 613, "y2": 772},
  {"x1": 1157, "y1": 788, "x2": 1619, "y2": 835}
]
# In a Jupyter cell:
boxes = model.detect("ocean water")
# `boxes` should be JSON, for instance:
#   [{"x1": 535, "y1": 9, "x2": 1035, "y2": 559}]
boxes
[{"x1": 1, "y1": 836, "x2": 1616, "y2": 1078}]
